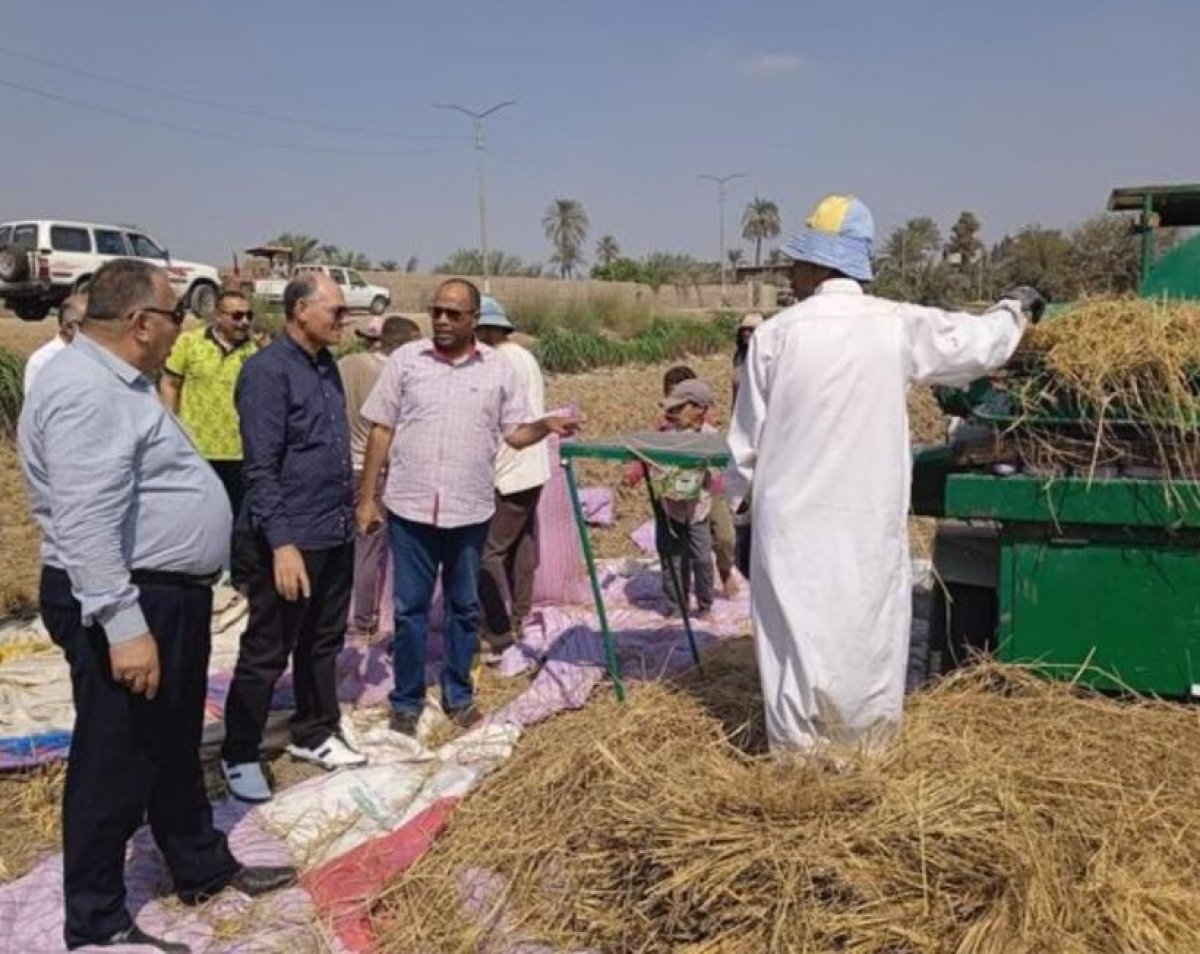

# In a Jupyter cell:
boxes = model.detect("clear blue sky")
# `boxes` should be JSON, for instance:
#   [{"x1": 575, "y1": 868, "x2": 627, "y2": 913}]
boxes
[{"x1": 3, "y1": 0, "x2": 1199, "y2": 270}]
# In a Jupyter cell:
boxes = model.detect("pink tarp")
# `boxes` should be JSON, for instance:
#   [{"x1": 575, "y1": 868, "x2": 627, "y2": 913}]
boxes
[{"x1": 0, "y1": 561, "x2": 750, "y2": 952}]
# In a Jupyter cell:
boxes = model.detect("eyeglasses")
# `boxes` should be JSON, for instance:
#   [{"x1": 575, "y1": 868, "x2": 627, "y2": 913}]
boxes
[
  {"x1": 219, "y1": 310, "x2": 255, "y2": 323},
  {"x1": 134, "y1": 301, "x2": 188, "y2": 326},
  {"x1": 428, "y1": 305, "x2": 475, "y2": 320}
]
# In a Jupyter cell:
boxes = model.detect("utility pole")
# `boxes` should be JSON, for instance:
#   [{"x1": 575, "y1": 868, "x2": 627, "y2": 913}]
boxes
[
  {"x1": 698, "y1": 172, "x2": 747, "y2": 303},
  {"x1": 434, "y1": 100, "x2": 516, "y2": 294}
]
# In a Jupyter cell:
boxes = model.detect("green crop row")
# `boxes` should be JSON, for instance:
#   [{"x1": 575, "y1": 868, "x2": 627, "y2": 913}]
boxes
[
  {"x1": 533, "y1": 313, "x2": 738, "y2": 374},
  {"x1": 0, "y1": 348, "x2": 23, "y2": 438}
]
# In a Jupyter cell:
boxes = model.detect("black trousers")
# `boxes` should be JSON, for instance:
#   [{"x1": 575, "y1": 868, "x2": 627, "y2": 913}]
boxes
[
  {"x1": 209, "y1": 460, "x2": 253, "y2": 586},
  {"x1": 40, "y1": 566, "x2": 239, "y2": 949},
  {"x1": 478, "y1": 485, "x2": 542, "y2": 643},
  {"x1": 221, "y1": 534, "x2": 353, "y2": 764},
  {"x1": 208, "y1": 459, "x2": 245, "y2": 521}
]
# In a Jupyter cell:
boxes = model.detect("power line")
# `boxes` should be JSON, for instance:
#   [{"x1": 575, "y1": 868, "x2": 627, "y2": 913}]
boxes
[
  {"x1": 0, "y1": 44, "x2": 465, "y2": 142},
  {"x1": 0, "y1": 74, "x2": 469, "y2": 158}
]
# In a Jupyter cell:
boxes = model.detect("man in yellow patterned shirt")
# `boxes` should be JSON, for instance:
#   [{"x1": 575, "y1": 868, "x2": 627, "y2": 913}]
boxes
[{"x1": 161, "y1": 290, "x2": 258, "y2": 520}]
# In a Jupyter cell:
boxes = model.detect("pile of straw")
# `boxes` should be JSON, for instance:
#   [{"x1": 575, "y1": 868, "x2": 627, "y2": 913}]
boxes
[
  {"x1": 1003, "y1": 298, "x2": 1200, "y2": 478},
  {"x1": 372, "y1": 642, "x2": 1200, "y2": 953}
]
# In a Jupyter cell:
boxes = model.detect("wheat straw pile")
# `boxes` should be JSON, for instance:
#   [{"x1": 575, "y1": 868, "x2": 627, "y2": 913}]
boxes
[
  {"x1": 371, "y1": 643, "x2": 1200, "y2": 953},
  {"x1": 1004, "y1": 298, "x2": 1200, "y2": 477}
]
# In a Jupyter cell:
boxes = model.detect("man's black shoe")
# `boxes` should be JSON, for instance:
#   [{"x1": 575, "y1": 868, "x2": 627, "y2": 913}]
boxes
[
  {"x1": 447, "y1": 705, "x2": 483, "y2": 730},
  {"x1": 389, "y1": 709, "x2": 421, "y2": 737},
  {"x1": 231, "y1": 864, "x2": 298, "y2": 898},
  {"x1": 95, "y1": 923, "x2": 190, "y2": 953},
  {"x1": 177, "y1": 864, "x2": 297, "y2": 905}
]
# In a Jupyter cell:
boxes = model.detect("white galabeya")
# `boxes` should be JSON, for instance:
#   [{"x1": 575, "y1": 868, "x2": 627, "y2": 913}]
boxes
[
  {"x1": 221, "y1": 760, "x2": 273, "y2": 803},
  {"x1": 287, "y1": 732, "x2": 368, "y2": 770}
]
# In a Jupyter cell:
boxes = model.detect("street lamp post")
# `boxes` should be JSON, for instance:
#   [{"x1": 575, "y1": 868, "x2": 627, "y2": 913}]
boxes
[
  {"x1": 698, "y1": 171, "x2": 747, "y2": 303},
  {"x1": 434, "y1": 100, "x2": 516, "y2": 294}
]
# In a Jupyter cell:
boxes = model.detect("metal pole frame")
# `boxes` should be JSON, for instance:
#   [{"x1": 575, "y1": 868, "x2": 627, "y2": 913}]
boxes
[
  {"x1": 563, "y1": 458, "x2": 626, "y2": 701},
  {"x1": 642, "y1": 477, "x2": 704, "y2": 672}
]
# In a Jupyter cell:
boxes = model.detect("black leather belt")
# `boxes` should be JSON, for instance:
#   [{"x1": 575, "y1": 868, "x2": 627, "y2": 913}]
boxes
[{"x1": 130, "y1": 569, "x2": 222, "y2": 588}]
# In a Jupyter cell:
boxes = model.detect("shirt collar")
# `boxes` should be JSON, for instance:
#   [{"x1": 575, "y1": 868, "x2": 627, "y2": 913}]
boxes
[
  {"x1": 815, "y1": 278, "x2": 864, "y2": 297},
  {"x1": 421, "y1": 339, "x2": 488, "y2": 367},
  {"x1": 280, "y1": 327, "x2": 332, "y2": 366},
  {"x1": 205, "y1": 324, "x2": 251, "y2": 355},
  {"x1": 74, "y1": 330, "x2": 148, "y2": 387}
]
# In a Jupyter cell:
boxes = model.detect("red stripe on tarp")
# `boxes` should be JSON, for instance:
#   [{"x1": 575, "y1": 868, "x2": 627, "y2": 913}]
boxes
[{"x1": 301, "y1": 796, "x2": 460, "y2": 951}]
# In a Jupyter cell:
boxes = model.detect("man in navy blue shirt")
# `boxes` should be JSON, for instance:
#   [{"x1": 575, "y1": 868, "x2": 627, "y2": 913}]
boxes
[{"x1": 220, "y1": 272, "x2": 367, "y2": 803}]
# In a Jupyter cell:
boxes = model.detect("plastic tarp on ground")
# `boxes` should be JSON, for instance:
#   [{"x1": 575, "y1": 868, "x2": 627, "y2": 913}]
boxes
[
  {"x1": 0, "y1": 560, "x2": 752, "y2": 952},
  {"x1": 0, "y1": 437, "x2": 752, "y2": 951}
]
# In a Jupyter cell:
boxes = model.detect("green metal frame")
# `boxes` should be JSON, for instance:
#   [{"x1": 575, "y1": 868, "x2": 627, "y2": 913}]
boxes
[
  {"x1": 560, "y1": 436, "x2": 728, "y2": 699},
  {"x1": 914, "y1": 461, "x2": 1200, "y2": 696}
]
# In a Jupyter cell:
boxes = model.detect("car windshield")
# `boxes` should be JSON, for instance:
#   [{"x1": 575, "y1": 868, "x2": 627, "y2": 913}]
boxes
[
  {"x1": 348, "y1": 270, "x2": 365, "y2": 286},
  {"x1": 129, "y1": 233, "x2": 166, "y2": 259}
]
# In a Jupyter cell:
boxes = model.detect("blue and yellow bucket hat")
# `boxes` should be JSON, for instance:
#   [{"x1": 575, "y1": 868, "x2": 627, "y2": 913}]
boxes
[{"x1": 780, "y1": 194, "x2": 875, "y2": 282}]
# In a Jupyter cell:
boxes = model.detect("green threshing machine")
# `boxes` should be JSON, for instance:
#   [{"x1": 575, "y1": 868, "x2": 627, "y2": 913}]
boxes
[{"x1": 912, "y1": 184, "x2": 1200, "y2": 696}]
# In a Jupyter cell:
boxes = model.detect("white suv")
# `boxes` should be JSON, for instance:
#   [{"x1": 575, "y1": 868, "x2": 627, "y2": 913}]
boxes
[{"x1": 0, "y1": 220, "x2": 221, "y2": 321}]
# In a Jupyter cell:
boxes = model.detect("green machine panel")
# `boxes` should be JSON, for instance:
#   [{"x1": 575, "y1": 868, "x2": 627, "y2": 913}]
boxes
[{"x1": 999, "y1": 532, "x2": 1200, "y2": 697}]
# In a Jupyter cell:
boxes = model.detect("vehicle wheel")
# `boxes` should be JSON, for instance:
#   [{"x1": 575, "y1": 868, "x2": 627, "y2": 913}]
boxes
[
  {"x1": 13, "y1": 302, "x2": 51, "y2": 321},
  {"x1": 0, "y1": 245, "x2": 30, "y2": 283},
  {"x1": 188, "y1": 282, "x2": 218, "y2": 319},
  {"x1": 369, "y1": 295, "x2": 387, "y2": 316}
]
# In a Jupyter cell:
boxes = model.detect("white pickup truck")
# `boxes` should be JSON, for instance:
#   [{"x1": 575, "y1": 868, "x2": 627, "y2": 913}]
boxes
[{"x1": 253, "y1": 264, "x2": 391, "y2": 315}]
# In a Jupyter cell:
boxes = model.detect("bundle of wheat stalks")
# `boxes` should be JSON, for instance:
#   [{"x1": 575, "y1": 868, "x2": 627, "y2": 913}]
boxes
[
  {"x1": 370, "y1": 642, "x2": 1200, "y2": 953},
  {"x1": 1003, "y1": 298, "x2": 1200, "y2": 477}
]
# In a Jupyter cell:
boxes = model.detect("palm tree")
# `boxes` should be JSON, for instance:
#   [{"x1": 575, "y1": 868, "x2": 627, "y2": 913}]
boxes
[
  {"x1": 268, "y1": 233, "x2": 320, "y2": 264},
  {"x1": 542, "y1": 198, "x2": 590, "y2": 278},
  {"x1": 741, "y1": 197, "x2": 782, "y2": 266},
  {"x1": 727, "y1": 248, "x2": 745, "y2": 270},
  {"x1": 596, "y1": 234, "x2": 620, "y2": 266}
]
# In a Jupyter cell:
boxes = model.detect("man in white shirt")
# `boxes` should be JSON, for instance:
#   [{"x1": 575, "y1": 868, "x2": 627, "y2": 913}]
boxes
[
  {"x1": 23, "y1": 294, "x2": 85, "y2": 395},
  {"x1": 474, "y1": 296, "x2": 552, "y2": 654}
]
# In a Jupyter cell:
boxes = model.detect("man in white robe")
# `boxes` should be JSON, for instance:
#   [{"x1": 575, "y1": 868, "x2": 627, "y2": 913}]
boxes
[{"x1": 726, "y1": 194, "x2": 1043, "y2": 754}]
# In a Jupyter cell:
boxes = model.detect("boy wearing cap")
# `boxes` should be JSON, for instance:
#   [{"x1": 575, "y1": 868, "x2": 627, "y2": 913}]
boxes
[{"x1": 638, "y1": 378, "x2": 722, "y2": 618}]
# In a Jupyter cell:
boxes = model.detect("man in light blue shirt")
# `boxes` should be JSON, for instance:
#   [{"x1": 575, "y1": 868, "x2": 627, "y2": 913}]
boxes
[{"x1": 18, "y1": 259, "x2": 296, "y2": 953}]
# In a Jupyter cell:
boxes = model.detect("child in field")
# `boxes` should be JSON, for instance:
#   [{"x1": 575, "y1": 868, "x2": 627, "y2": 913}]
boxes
[
  {"x1": 633, "y1": 378, "x2": 723, "y2": 618},
  {"x1": 655, "y1": 365, "x2": 738, "y2": 598}
]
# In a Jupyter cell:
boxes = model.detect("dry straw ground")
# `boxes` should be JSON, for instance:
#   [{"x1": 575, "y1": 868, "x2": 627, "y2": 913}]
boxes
[{"x1": 373, "y1": 641, "x2": 1200, "y2": 954}]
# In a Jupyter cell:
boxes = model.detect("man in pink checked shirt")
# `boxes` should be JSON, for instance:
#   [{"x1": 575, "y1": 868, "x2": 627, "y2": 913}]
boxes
[{"x1": 356, "y1": 278, "x2": 580, "y2": 738}]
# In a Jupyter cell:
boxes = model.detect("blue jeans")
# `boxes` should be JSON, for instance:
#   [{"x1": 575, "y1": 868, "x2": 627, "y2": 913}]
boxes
[{"x1": 388, "y1": 514, "x2": 488, "y2": 716}]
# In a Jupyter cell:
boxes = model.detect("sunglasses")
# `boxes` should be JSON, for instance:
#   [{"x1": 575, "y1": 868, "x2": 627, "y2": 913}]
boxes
[
  {"x1": 428, "y1": 305, "x2": 474, "y2": 320},
  {"x1": 134, "y1": 301, "x2": 188, "y2": 326},
  {"x1": 219, "y1": 309, "x2": 255, "y2": 322}
]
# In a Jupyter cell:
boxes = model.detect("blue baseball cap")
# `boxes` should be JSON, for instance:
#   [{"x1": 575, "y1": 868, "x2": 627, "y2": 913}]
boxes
[
  {"x1": 780, "y1": 194, "x2": 875, "y2": 282},
  {"x1": 477, "y1": 296, "x2": 514, "y2": 331}
]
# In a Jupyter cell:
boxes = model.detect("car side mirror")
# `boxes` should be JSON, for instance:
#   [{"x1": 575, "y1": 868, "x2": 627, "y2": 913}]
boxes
[{"x1": 163, "y1": 248, "x2": 172, "y2": 263}]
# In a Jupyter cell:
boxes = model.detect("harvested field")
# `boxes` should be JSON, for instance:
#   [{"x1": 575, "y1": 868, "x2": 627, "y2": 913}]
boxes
[{"x1": 373, "y1": 641, "x2": 1200, "y2": 953}]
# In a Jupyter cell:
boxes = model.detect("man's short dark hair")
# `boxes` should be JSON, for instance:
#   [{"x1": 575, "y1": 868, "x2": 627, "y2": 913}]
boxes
[
  {"x1": 663, "y1": 364, "x2": 697, "y2": 395},
  {"x1": 436, "y1": 277, "x2": 481, "y2": 313},
  {"x1": 216, "y1": 290, "x2": 249, "y2": 312},
  {"x1": 283, "y1": 273, "x2": 320, "y2": 320},
  {"x1": 58, "y1": 295, "x2": 87, "y2": 327},
  {"x1": 381, "y1": 315, "x2": 421, "y2": 352},
  {"x1": 85, "y1": 259, "x2": 163, "y2": 321}
]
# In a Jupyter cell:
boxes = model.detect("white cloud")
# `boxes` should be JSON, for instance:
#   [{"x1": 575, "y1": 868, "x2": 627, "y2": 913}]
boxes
[{"x1": 739, "y1": 52, "x2": 805, "y2": 77}]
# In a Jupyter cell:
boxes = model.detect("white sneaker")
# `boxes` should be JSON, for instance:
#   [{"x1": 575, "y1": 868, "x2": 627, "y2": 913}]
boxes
[
  {"x1": 287, "y1": 733, "x2": 368, "y2": 770},
  {"x1": 221, "y1": 760, "x2": 273, "y2": 803}
]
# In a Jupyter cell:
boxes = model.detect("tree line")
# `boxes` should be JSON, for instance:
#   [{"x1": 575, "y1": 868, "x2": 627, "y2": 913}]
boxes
[{"x1": 267, "y1": 196, "x2": 1168, "y2": 304}]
